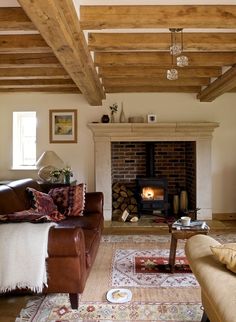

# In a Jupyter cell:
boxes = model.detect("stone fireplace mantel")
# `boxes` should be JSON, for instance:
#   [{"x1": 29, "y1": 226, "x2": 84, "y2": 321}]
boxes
[{"x1": 88, "y1": 122, "x2": 219, "y2": 221}]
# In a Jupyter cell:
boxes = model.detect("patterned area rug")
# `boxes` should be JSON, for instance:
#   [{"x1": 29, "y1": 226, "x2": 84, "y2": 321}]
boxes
[
  {"x1": 134, "y1": 256, "x2": 192, "y2": 274},
  {"x1": 16, "y1": 233, "x2": 235, "y2": 322},
  {"x1": 135, "y1": 256, "x2": 191, "y2": 273},
  {"x1": 112, "y1": 249, "x2": 195, "y2": 287}
]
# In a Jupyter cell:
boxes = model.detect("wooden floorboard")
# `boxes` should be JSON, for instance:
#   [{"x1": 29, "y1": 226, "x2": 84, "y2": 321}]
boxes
[{"x1": 0, "y1": 294, "x2": 31, "y2": 322}]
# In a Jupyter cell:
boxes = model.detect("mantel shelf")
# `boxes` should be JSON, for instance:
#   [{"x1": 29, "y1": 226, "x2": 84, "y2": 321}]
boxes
[{"x1": 88, "y1": 122, "x2": 219, "y2": 140}]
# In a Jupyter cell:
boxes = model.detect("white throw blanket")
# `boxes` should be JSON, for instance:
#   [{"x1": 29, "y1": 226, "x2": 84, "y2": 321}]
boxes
[{"x1": 0, "y1": 222, "x2": 55, "y2": 293}]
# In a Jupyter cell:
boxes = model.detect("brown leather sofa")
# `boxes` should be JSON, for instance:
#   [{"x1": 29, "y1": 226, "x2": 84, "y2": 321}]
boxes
[{"x1": 0, "y1": 178, "x2": 104, "y2": 309}]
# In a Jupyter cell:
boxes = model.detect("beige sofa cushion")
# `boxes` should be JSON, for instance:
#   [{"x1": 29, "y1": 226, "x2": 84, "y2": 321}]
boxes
[{"x1": 211, "y1": 243, "x2": 236, "y2": 273}]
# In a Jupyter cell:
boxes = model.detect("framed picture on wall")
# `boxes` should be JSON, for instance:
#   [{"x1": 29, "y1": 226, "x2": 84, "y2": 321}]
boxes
[{"x1": 49, "y1": 109, "x2": 77, "y2": 143}]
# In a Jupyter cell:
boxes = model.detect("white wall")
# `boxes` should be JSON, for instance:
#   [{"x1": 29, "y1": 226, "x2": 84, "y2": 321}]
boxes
[{"x1": 0, "y1": 91, "x2": 235, "y2": 214}]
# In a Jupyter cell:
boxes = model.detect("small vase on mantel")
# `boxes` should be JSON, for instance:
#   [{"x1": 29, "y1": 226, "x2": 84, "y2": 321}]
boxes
[
  {"x1": 101, "y1": 114, "x2": 110, "y2": 123},
  {"x1": 119, "y1": 102, "x2": 126, "y2": 123},
  {"x1": 110, "y1": 113, "x2": 115, "y2": 123}
]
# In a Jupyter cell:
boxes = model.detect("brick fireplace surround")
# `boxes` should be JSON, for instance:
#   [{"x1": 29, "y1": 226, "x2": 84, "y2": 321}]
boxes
[{"x1": 88, "y1": 122, "x2": 219, "y2": 222}]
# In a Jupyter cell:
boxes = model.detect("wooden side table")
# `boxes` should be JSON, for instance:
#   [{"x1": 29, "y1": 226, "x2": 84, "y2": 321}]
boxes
[{"x1": 169, "y1": 226, "x2": 209, "y2": 273}]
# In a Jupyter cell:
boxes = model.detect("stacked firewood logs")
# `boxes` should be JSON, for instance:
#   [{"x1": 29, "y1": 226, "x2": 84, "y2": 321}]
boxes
[{"x1": 112, "y1": 182, "x2": 138, "y2": 220}]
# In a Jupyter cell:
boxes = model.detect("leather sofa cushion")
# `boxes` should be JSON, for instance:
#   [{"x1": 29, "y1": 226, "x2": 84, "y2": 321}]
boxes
[
  {"x1": 0, "y1": 186, "x2": 25, "y2": 214},
  {"x1": 8, "y1": 178, "x2": 41, "y2": 210},
  {"x1": 58, "y1": 212, "x2": 103, "y2": 230}
]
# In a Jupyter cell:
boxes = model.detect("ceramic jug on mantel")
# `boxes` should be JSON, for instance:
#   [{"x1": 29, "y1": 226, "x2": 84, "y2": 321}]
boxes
[{"x1": 119, "y1": 102, "x2": 126, "y2": 123}]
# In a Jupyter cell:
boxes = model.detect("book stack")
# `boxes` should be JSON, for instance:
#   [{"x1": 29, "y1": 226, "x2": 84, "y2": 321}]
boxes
[{"x1": 172, "y1": 219, "x2": 209, "y2": 230}]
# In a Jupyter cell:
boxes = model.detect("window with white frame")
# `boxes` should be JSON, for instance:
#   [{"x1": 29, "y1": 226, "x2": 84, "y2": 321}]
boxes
[{"x1": 13, "y1": 111, "x2": 37, "y2": 168}]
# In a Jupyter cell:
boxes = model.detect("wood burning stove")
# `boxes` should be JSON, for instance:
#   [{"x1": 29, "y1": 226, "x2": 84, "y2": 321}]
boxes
[
  {"x1": 136, "y1": 177, "x2": 168, "y2": 215},
  {"x1": 136, "y1": 142, "x2": 168, "y2": 216}
]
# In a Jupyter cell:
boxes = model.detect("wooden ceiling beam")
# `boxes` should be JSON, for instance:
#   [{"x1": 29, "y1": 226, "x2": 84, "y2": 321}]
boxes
[
  {"x1": 105, "y1": 86, "x2": 201, "y2": 93},
  {"x1": 0, "y1": 67, "x2": 70, "y2": 80},
  {"x1": 0, "y1": 53, "x2": 61, "y2": 68},
  {"x1": 197, "y1": 65, "x2": 236, "y2": 102},
  {"x1": 18, "y1": 0, "x2": 105, "y2": 106},
  {"x1": 89, "y1": 32, "x2": 236, "y2": 52},
  {"x1": 102, "y1": 77, "x2": 210, "y2": 87},
  {"x1": 0, "y1": 35, "x2": 52, "y2": 54},
  {"x1": 95, "y1": 52, "x2": 236, "y2": 67},
  {"x1": 99, "y1": 66, "x2": 222, "y2": 78},
  {"x1": 0, "y1": 79, "x2": 74, "y2": 86},
  {"x1": 0, "y1": 87, "x2": 80, "y2": 93},
  {"x1": 0, "y1": 84, "x2": 77, "y2": 89},
  {"x1": 80, "y1": 5, "x2": 236, "y2": 29},
  {"x1": 0, "y1": 7, "x2": 36, "y2": 31}
]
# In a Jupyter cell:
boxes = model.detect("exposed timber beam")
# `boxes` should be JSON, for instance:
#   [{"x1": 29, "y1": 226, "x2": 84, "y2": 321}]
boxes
[
  {"x1": 99, "y1": 67, "x2": 222, "y2": 78},
  {"x1": 0, "y1": 53, "x2": 61, "y2": 68},
  {"x1": 0, "y1": 67, "x2": 70, "y2": 80},
  {"x1": 105, "y1": 86, "x2": 201, "y2": 93},
  {"x1": 0, "y1": 7, "x2": 36, "y2": 31},
  {"x1": 102, "y1": 77, "x2": 210, "y2": 87},
  {"x1": 80, "y1": 5, "x2": 236, "y2": 29},
  {"x1": 0, "y1": 35, "x2": 52, "y2": 54},
  {"x1": 18, "y1": 0, "x2": 105, "y2": 105},
  {"x1": 0, "y1": 84, "x2": 77, "y2": 89},
  {"x1": 89, "y1": 33, "x2": 236, "y2": 52},
  {"x1": 95, "y1": 52, "x2": 236, "y2": 67},
  {"x1": 197, "y1": 65, "x2": 236, "y2": 102},
  {"x1": 0, "y1": 87, "x2": 80, "y2": 93},
  {"x1": 0, "y1": 79, "x2": 75, "y2": 86}
]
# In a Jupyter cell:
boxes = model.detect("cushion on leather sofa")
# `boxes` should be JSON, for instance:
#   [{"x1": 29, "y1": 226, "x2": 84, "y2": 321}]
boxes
[{"x1": 49, "y1": 184, "x2": 86, "y2": 216}]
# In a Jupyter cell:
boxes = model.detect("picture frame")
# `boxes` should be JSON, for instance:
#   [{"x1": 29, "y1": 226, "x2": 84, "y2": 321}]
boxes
[
  {"x1": 49, "y1": 109, "x2": 77, "y2": 143},
  {"x1": 147, "y1": 114, "x2": 157, "y2": 123}
]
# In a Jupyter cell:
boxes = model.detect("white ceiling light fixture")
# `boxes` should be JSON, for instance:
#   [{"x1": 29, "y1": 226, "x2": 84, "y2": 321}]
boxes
[{"x1": 167, "y1": 28, "x2": 189, "y2": 80}]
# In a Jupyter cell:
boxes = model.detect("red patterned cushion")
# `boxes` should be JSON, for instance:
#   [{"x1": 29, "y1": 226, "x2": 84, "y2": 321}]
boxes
[
  {"x1": 48, "y1": 184, "x2": 86, "y2": 216},
  {"x1": 26, "y1": 187, "x2": 65, "y2": 221}
]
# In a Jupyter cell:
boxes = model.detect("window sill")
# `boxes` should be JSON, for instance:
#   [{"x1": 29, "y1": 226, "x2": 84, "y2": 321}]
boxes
[{"x1": 11, "y1": 166, "x2": 38, "y2": 170}]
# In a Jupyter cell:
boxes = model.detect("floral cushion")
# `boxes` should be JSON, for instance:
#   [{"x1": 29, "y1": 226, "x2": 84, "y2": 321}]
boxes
[
  {"x1": 26, "y1": 187, "x2": 65, "y2": 221},
  {"x1": 0, "y1": 209, "x2": 64, "y2": 223},
  {"x1": 48, "y1": 183, "x2": 86, "y2": 216}
]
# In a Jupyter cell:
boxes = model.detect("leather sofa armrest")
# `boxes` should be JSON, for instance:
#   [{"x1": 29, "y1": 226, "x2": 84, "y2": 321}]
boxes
[
  {"x1": 84, "y1": 192, "x2": 103, "y2": 215},
  {"x1": 48, "y1": 226, "x2": 85, "y2": 257}
]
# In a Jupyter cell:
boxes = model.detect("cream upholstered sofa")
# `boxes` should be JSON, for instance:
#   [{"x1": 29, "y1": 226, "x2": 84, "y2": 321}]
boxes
[{"x1": 185, "y1": 234, "x2": 236, "y2": 322}]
